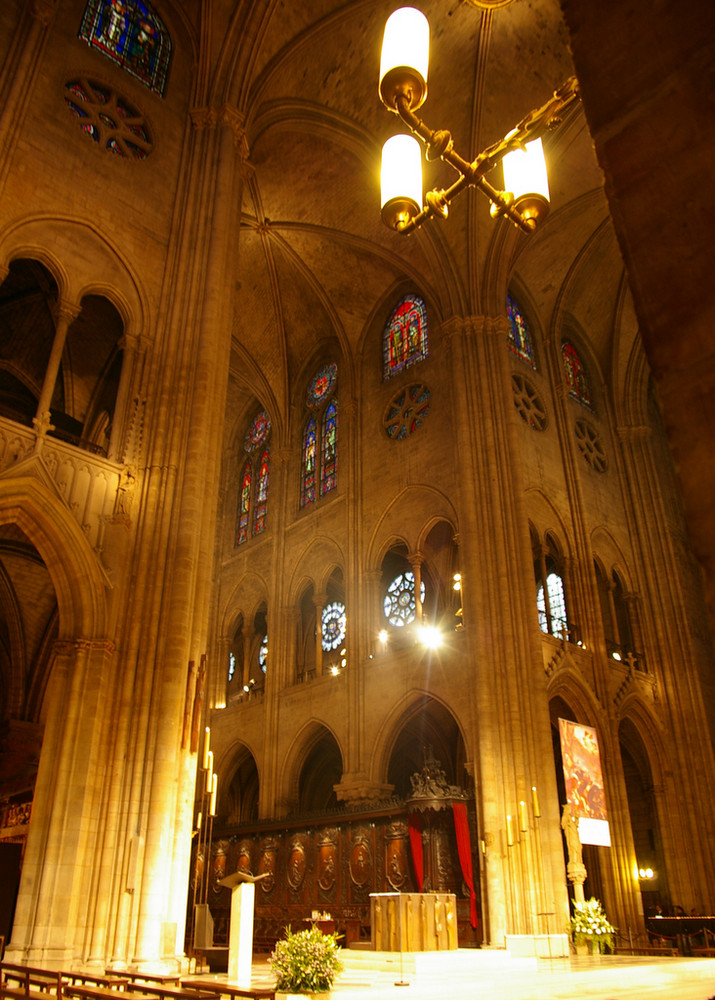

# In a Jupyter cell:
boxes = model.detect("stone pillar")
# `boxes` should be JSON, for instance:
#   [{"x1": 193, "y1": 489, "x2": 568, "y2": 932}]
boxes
[
  {"x1": 33, "y1": 300, "x2": 80, "y2": 440},
  {"x1": 0, "y1": 0, "x2": 59, "y2": 195},
  {"x1": 313, "y1": 591, "x2": 326, "y2": 677},
  {"x1": 8, "y1": 639, "x2": 116, "y2": 965},
  {"x1": 408, "y1": 552, "x2": 424, "y2": 623}
]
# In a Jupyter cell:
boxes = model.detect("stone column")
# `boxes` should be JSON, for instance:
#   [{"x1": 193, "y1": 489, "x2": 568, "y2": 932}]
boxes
[
  {"x1": 33, "y1": 300, "x2": 80, "y2": 442},
  {"x1": 313, "y1": 592, "x2": 326, "y2": 677}
]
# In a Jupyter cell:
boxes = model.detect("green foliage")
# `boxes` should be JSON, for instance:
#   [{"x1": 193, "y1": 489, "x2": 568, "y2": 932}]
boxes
[
  {"x1": 568, "y1": 897, "x2": 616, "y2": 953},
  {"x1": 269, "y1": 924, "x2": 343, "y2": 994}
]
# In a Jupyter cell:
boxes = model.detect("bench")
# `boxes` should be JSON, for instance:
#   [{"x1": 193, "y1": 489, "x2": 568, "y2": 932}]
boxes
[
  {"x1": 0, "y1": 963, "x2": 63, "y2": 999},
  {"x1": 61, "y1": 977, "x2": 128, "y2": 990},
  {"x1": 613, "y1": 946, "x2": 679, "y2": 957},
  {"x1": 115, "y1": 977, "x2": 180, "y2": 987},
  {"x1": 181, "y1": 981, "x2": 275, "y2": 1000},
  {"x1": 62, "y1": 986, "x2": 152, "y2": 1000},
  {"x1": 126, "y1": 987, "x2": 220, "y2": 1000}
]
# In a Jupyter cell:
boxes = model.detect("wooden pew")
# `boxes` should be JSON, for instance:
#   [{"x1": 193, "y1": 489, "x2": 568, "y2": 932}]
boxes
[
  {"x1": 181, "y1": 981, "x2": 275, "y2": 1000},
  {"x1": 62, "y1": 986, "x2": 151, "y2": 1000},
  {"x1": 61, "y1": 977, "x2": 128, "y2": 990},
  {"x1": 125, "y1": 986, "x2": 220, "y2": 1000},
  {"x1": 0, "y1": 963, "x2": 63, "y2": 1000},
  {"x1": 114, "y1": 977, "x2": 179, "y2": 987}
]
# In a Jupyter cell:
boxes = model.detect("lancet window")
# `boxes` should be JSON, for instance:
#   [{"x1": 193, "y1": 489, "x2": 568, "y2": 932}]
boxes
[
  {"x1": 506, "y1": 294, "x2": 535, "y2": 367},
  {"x1": 79, "y1": 0, "x2": 172, "y2": 96},
  {"x1": 561, "y1": 340, "x2": 592, "y2": 408},
  {"x1": 235, "y1": 409, "x2": 271, "y2": 545},
  {"x1": 383, "y1": 294, "x2": 429, "y2": 380},
  {"x1": 300, "y1": 364, "x2": 338, "y2": 507}
]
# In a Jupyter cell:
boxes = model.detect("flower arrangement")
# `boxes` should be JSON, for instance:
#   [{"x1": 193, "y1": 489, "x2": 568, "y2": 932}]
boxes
[
  {"x1": 568, "y1": 897, "x2": 615, "y2": 953},
  {"x1": 270, "y1": 924, "x2": 343, "y2": 995}
]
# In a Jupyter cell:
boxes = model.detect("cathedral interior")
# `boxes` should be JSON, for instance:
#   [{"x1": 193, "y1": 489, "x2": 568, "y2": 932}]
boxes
[{"x1": 0, "y1": 0, "x2": 714, "y2": 971}]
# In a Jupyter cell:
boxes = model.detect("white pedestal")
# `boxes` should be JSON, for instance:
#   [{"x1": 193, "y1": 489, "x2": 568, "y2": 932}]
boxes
[
  {"x1": 227, "y1": 882, "x2": 255, "y2": 986},
  {"x1": 505, "y1": 933, "x2": 570, "y2": 958}
]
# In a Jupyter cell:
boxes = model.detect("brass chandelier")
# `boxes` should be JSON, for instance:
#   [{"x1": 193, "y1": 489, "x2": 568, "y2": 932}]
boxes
[{"x1": 379, "y1": 7, "x2": 580, "y2": 234}]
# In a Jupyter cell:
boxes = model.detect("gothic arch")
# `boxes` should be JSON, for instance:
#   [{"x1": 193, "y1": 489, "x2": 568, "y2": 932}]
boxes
[
  {"x1": 0, "y1": 217, "x2": 148, "y2": 336},
  {"x1": 367, "y1": 485, "x2": 460, "y2": 572},
  {"x1": 0, "y1": 475, "x2": 109, "y2": 639},
  {"x1": 278, "y1": 720, "x2": 345, "y2": 814},
  {"x1": 370, "y1": 691, "x2": 470, "y2": 797}
]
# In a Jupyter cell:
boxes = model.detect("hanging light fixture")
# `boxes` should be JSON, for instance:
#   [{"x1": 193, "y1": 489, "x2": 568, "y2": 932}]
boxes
[{"x1": 378, "y1": 7, "x2": 579, "y2": 234}]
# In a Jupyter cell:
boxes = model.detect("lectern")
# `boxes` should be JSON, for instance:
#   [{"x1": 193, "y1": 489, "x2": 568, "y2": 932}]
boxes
[{"x1": 218, "y1": 871, "x2": 269, "y2": 985}]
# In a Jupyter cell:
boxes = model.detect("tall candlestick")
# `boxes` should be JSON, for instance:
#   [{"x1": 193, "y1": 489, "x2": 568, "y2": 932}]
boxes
[
  {"x1": 205, "y1": 750, "x2": 214, "y2": 794},
  {"x1": 202, "y1": 727, "x2": 211, "y2": 769},
  {"x1": 506, "y1": 814, "x2": 514, "y2": 846},
  {"x1": 531, "y1": 785, "x2": 541, "y2": 818},
  {"x1": 519, "y1": 800, "x2": 528, "y2": 832},
  {"x1": 210, "y1": 773, "x2": 218, "y2": 816}
]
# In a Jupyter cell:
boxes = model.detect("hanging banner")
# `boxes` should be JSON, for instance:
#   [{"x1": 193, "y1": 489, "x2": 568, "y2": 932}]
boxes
[{"x1": 559, "y1": 718, "x2": 611, "y2": 846}]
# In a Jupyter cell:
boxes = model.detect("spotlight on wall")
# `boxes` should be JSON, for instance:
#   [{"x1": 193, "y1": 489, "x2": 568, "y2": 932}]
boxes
[
  {"x1": 378, "y1": 628, "x2": 389, "y2": 645},
  {"x1": 417, "y1": 624, "x2": 442, "y2": 649},
  {"x1": 378, "y1": 7, "x2": 579, "y2": 234},
  {"x1": 639, "y1": 867, "x2": 655, "y2": 880}
]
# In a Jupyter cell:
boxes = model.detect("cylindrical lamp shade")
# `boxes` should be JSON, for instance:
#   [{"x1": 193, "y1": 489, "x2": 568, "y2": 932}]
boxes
[
  {"x1": 502, "y1": 137, "x2": 550, "y2": 228},
  {"x1": 379, "y1": 7, "x2": 429, "y2": 111},
  {"x1": 502, "y1": 138, "x2": 549, "y2": 202},
  {"x1": 381, "y1": 134, "x2": 422, "y2": 230}
]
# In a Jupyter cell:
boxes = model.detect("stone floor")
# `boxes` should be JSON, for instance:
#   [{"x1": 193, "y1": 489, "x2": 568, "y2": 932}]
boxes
[{"x1": 193, "y1": 949, "x2": 715, "y2": 1000}]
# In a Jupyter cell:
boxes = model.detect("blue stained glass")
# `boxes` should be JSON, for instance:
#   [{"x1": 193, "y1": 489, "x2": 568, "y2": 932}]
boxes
[
  {"x1": 321, "y1": 602, "x2": 346, "y2": 651},
  {"x1": 258, "y1": 634, "x2": 268, "y2": 674},
  {"x1": 383, "y1": 295, "x2": 429, "y2": 380},
  {"x1": 301, "y1": 416, "x2": 317, "y2": 507},
  {"x1": 506, "y1": 295, "x2": 535, "y2": 366},
  {"x1": 383, "y1": 572, "x2": 426, "y2": 627},
  {"x1": 79, "y1": 0, "x2": 172, "y2": 96},
  {"x1": 320, "y1": 400, "x2": 337, "y2": 496}
]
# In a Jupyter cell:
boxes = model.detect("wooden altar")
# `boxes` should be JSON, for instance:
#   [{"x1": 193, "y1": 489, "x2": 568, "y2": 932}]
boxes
[{"x1": 370, "y1": 892, "x2": 458, "y2": 951}]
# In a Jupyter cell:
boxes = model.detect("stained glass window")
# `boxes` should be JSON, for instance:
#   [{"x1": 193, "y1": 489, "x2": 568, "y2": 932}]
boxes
[
  {"x1": 79, "y1": 0, "x2": 171, "y2": 96},
  {"x1": 236, "y1": 460, "x2": 251, "y2": 546},
  {"x1": 384, "y1": 384, "x2": 431, "y2": 440},
  {"x1": 384, "y1": 572, "x2": 426, "y2": 628},
  {"x1": 300, "y1": 416, "x2": 317, "y2": 507},
  {"x1": 537, "y1": 572, "x2": 568, "y2": 639},
  {"x1": 228, "y1": 652, "x2": 236, "y2": 683},
  {"x1": 245, "y1": 410, "x2": 271, "y2": 452},
  {"x1": 320, "y1": 401, "x2": 338, "y2": 496},
  {"x1": 307, "y1": 364, "x2": 337, "y2": 409},
  {"x1": 258, "y1": 634, "x2": 268, "y2": 674},
  {"x1": 383, "y1": 295, "x2": 429, "y2": 380},
  {"x1": 301, "y1": 365, "x2": 338, "y2": 508},
  {"x1": 507, "y1": 295, "x2": 535, "y2": 366},
  {"x1": 236, "y1": 409, "x2": 271, "y2": 546},
  {"x1": 321, "y1": 602, "x2": 347, "y2": 652},
  {"x1": 65, "y1": 79, "x2": 153, "y2": 159},
  {"x1": 253, "y1": 449, "x2": 270, "y2": 535},
  {"x1": 562, "y1": 341, "x2": 592, "y2": 407}
]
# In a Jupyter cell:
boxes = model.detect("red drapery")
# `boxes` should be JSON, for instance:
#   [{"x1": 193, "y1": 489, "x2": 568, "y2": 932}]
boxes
[
  {"x1": 452, "y1": 801, "x2": 478, "y2": 929},
  {"x1": 408, "y1": 812, "x2": 424, "y2": 891}
]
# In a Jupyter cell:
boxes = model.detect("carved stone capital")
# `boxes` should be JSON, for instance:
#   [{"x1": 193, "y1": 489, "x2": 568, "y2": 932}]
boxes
[{"x1": 190, "y1": 104, "x2": 249, "y2": 158}]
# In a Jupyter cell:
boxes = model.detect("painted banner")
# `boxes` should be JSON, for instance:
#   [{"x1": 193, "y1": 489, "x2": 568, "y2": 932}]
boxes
[{"x1": 559, "y1": 718, "x2": 611, "y2": 846}]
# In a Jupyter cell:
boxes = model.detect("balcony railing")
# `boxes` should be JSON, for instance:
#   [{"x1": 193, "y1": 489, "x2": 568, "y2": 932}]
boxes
[{"x1": 0, "y1": 415, "x2": 122, "y2": 555}]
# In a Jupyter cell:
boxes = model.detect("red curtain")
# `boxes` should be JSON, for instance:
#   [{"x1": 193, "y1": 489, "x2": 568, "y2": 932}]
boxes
[
  {"x1": 408, "y1": 812, "x2": 424, "y2": 891},
  {"x1": 453, "y1": 801, "x2": 478, "y2": 929}
]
